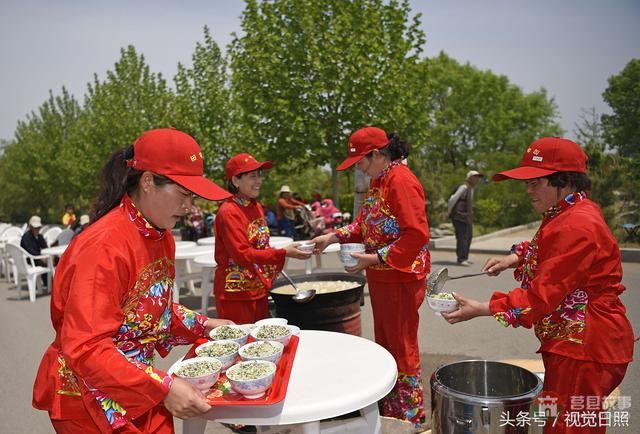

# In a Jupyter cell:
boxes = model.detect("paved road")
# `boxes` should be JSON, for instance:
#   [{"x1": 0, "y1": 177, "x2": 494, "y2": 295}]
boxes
[{"x1": 1, "y1": 248, "x2": 637, "y2": 433}]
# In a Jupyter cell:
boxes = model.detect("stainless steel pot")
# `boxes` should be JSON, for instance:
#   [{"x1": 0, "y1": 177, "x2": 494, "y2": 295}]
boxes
[{"x1": 430, "y1": 360, "x2": 543, "y2": 433}]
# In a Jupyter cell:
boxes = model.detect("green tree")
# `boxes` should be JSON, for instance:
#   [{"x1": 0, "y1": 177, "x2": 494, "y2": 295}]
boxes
[
  {"x1": 0, "y1": 88, "x2": 82, "y2": 221},
  {"x1": 172, "y1": 26, "x2": 233, "y2": 180},
  {"x1": 602, "y1": 58, "x2": 640, "y2": 158},
  {"x1": 70, "y1": 45, "x2": 175, "y2": 203},
  {"x1": 601, "y1": 59, "x2": 640, "y2": 222},
  {"x1": 409, "y1": 52, "x2": 561, "y2": 228},
  {"x1": 229, "y1": 0, "x2": 426, "y2": 206}
]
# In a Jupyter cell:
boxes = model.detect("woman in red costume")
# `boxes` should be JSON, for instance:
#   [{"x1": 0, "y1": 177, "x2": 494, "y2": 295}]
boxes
[
  {"x1": 33, "y1": 129, "x2": 234, "y2": 433},
  {"x1": 214, "y1": 153, "x2": 312, "y2": 324},
  {"x1": 312, "y1": 126, "x2": 430, "y2": 428},
  {"x1": 443, "y1": 137, "x2": 634, "y2": 434}
]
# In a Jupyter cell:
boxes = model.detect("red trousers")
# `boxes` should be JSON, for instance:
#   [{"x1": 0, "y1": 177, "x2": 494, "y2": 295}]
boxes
[
  {"x1": 50, "y1": 405, "x2": 174, "y2": 434},
  {"x1": 367, "y1": 278, "x2": 425, "y2": 375},
  {"x1": 215, "y1": 296, "x2": 270, "y2": 324},
  {"x1": 541, "y1": 352, "x2": 628, "y2": 434}
]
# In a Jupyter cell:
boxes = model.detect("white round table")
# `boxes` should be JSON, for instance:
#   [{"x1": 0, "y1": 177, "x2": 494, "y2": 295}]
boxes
[
  {"x1": 183, "y1": 330, "x2": 397, "y2": 434},
  {"x1": 269, "y1": 236, "x2": 294, "y2": 249},
  {"x1": 175, "y1": 241, "x2": 197, "y2": 249},
  {"x1": 196, "y1": 237, "x2": 215, "y2": 246},
  {"x1": 41, "y1": 245, "x2": 70, "y2": 286}
]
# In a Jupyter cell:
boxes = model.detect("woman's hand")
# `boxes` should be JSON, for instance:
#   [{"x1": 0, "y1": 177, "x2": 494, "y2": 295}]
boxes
[
  {"x1": 441, "y1": 293, "x2": 491, "y2": 324},
  {"x1": 482, "y1": 253, "x2": 520, "y2": 276},
  {"x1": 204, "y1": 318, "x2": 234, "y2": 335},
  {"x1": 163, "y1": 377, "x2": 211, "y2": 419},
  {"x1": 343, "y1": 252, "x2": 379, "y2": 273},
  {"x1": 310, "y1": 233, "x2": 338, "y2": 253},
  {"x1": 284, "y1": 244, "x2": 314, "y2": 260}
]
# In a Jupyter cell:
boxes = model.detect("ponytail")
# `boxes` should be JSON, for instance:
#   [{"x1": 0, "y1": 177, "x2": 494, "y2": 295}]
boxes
[
  {"x1": 91, "y1": 145, "x2": 143, "y2": 222},
  {"x1": 379, "y1": 132, "x2": 409, "y2": 161}
]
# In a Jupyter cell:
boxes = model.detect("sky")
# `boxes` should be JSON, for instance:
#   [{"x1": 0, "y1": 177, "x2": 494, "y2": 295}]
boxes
[{"x1": 1, "y1": 0, "x2": 639, "y2": 142}]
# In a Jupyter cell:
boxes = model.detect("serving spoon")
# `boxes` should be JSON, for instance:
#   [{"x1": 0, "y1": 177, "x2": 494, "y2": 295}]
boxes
[
  {"x1": 427, "y1": 267, "x2": 489, "y2": 295},
  {"x1": 280, "y1": 270, "x2": 316, "y2": 303}
]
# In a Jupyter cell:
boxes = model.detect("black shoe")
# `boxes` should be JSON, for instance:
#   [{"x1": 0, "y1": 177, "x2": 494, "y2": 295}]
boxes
[{"x1": 221, "y1": 423, "x2": 257, "y2": 433}]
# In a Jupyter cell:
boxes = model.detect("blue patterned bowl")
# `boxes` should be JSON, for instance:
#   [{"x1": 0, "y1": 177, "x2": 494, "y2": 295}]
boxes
[
  {"x1": 173, "y1": 357, "x2": 222, "y2": 391},
  {"x1": 195, "y1": 340, "x2": 240, "y2": 372},
  {"x1": 239, "y1": 340, "x2": 284, "y2": 364},
  {"x1": 225, "y1": 360, "x2": 277, "y2": 399},
  {"x1": 209, "y1": 324, "x2": 250, "y2": 346}
]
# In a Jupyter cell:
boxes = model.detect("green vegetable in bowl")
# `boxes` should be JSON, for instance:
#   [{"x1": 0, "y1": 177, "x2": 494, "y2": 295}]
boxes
[
  {"x1": 176, "y1": 360, "x2": 220, "y2": 377},
  {"x1": 243, "y1": 342, "x2": 279, "y2": 358},
  {"x1": 198, "y1": 342, "x2": 237, "y2": 358},
  {"x1": 213, "y1": 326, "x2": 246, "y2": 340},
  {"x1": 256, "y1": 325, "x2": 290, "y2": 339},
  {"x1": 431, "y1": 292, "x2": 455, "y2": 300},
  {"x1": 227, "y1": 361, "x2": 275, "y2": 381}
]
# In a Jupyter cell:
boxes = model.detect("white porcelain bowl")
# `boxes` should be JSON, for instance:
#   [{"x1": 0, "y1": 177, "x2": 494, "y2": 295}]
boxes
[
  {"x1": 426, "y1": 293, "x2": 459, "y2": 314},
  {"x1": 226, "y1": 360, "x2": 277, "y2": 399},
  {"x1": 173, "y1": 357, "x2": 222, "y2": 391},
  {"x1": 250, "y1": 324, "x2": 293, "y2": 347},
  {"x1": 195, "y1": 340, "x2": 240, "y2": 371},
  {"x1": 254, "y1": 317, "x2": 288, "y2": 327},
  {"x1": 339, "y1": 243, "x2": 365, "y2": 267},
  {"x1": 239, "y1": 340, "x2": 284, "y2": 364},
  {"x1": 209, "y1": 324, "x2": 250, "y2": 346},
  {"x1": 297, "y1": 242, "x2": 315, "y2": 253}
]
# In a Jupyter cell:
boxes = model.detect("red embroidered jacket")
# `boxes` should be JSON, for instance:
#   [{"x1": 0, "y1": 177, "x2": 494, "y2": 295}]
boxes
[
  {"x1": 214, "y1": 196, "x2": 286, "y2": 301},
  {"x1": 32, "y1": 196, "x2": 209, "y2": 430},
  {"x1": 336, "y1": 160, "x2": 430, "y2": 282},
  {"x1": 489, "y1": 194, "x2": 634, "y2": 364}
]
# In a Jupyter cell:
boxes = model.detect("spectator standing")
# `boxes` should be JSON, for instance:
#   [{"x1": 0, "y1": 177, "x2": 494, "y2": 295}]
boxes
[
  {"x1": 447, "y1": 170, "x2": 483, "y2": 266},
  {"x1": 61, "y1": 204, "x2": 76, "y2": 228}
]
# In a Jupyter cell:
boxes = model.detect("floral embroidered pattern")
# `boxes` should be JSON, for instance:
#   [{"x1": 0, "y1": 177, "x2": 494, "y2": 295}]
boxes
[
  {"x1": 379, "y1": 369, "x2": 425, "y2": 428},
  {"x1": 495, "y1": 307, "x2": 532, "y2": 327},
  {"x1": 56, "y1": 355, "x2": 80, "y2": 396},
  {"x1": 535, "y1": 288, "x2": 587, "y2": 343},
  {"x1": 224, "y1": 212, "x2": 278, "y2": 293}
]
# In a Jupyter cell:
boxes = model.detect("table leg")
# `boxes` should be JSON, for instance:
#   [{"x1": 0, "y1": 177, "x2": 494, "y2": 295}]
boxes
[
  {"x1": 47, "y1": 255, "x2": 54, "y2": 290},
  {"x1": 183, "y1": 416, "x2": 207, "y2": 434},
  {"x1": 360, "y1": 402, "x2": 382, "y2": 434},
  {"x1": 305, "y1": 257, "x2": 313, "y2": 275},
  {"x1": 201, "y1": 268, "x2": 212, "y2": 315},
  {"x1": 299, "y1": 421, "x2": 321, "y2": 434}
]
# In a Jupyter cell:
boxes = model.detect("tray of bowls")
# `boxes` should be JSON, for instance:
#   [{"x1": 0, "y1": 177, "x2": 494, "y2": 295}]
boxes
[{"x1": 172, "y1": 319, "x2": 300, "y2": 406}]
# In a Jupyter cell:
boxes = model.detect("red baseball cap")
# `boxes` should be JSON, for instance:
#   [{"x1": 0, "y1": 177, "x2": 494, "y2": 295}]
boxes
[
  {"x1": 336, "y1": 127, "x2": 390, "y2": 171},
  {"x1": 128, "y1": 128, "x2": 231, "y2": 201},
  {"x1": 225, "y1": 153, "x2": 273, "y2": 180},
  {"x1": 493, "y1": 137, "x2": 588, "y2": 182}
]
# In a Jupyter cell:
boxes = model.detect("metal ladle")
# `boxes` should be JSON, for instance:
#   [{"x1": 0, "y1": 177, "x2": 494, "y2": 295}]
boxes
[
  {"x1": 280, "y1": 270, "x2": 316, "y2": 303},
  {"x1": 427, "y1": 267, "x2": 489, "y2": 295}
]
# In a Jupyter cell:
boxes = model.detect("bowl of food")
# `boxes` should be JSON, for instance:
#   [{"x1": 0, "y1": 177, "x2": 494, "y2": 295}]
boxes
[
  {"x1": 209, "y1": 324, "x2": 250, "y2": 346},
  {"x1": 250, "y1": 324, "x2": 293, "y2": 347},
  {"x1": 254, "y1": 317, "x2": 288, "y2": 327},
  {"x1": 239, "y1": 341, "x2": 284, "y2": 364},
  {"x1": 426, "y1": 292, "x2": 459, "y2": 315},
  {"x1": 195, "y1": 340, "x2": 240, "y2": 371},
  {"x1": 297, "y1": 241, "x2": 316, "y2": 253},
  {"x1": 173, "y1": 357, "x2": 222, "y2": 391},
  {"x1": 339, "y1": 243, "x2": 365, "y2": 267},
  {"x1": 226, "y1": 360, "x2": 277, "y2": 399}
]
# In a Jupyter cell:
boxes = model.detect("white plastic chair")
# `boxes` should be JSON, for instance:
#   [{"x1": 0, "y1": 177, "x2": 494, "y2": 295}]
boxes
[
  {"x1": 1, "y1": 227, "x2": 23, "y2": 282},
  {"x1": 43, "y1": 227, "x2": 62, "y2": 247},
  {"x1": 5, "y1": 243, "x2": 50, "y2": 302},
  {"x1": 56, "y1": 229, "x2": 75, "y2": 246}
]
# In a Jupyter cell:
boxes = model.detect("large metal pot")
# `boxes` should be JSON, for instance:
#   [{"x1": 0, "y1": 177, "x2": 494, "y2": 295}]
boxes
[
  {"x1": 431, "y1": 360, "x2": 543, "y2": 433},
  {"x1": 269, "y1": 272, "x2": 366, "y2": 336}
]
